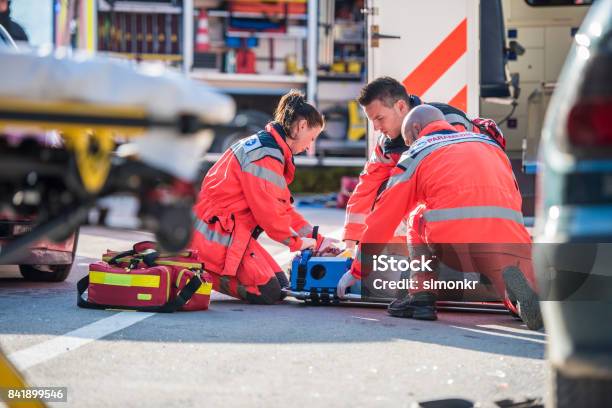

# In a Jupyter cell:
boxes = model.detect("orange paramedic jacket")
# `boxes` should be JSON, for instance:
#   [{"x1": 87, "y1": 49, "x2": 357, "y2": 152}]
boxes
[
  {"x1": 343, "y1": 103, "x2": 476, "y2": 243},
  {"x1": 191, "y1": 122, "x2": 313, "y2": 277},
  {"x1": 351, "y1": 120, "x2": 530, "y2": 278}
]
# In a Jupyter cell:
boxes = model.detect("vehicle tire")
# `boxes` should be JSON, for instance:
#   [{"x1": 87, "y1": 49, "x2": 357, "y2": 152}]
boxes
[
  {"x1": 209, "y1": 109, "x2": 270, "y2": 153},
  {"x1": 552, "y1": 367, "x2": 612, "y2": 408},
  {"x1": 18, "y1": 228, "x2": 79, "y2": 282},
  {"x1": 19, "y1": 264, "x2": 72, "y2": 282},
  {"x1": 153, "y1": 204, "x2": 193, "y2": 253}
]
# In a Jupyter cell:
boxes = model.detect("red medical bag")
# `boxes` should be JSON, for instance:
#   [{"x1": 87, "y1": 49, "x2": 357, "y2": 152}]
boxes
[{"x1": 77, "y1": 241, "x2": 212, "y2": 312}]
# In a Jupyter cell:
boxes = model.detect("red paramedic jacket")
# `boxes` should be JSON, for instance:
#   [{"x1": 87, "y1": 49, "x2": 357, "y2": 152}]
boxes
[
  {"x1": 343, "y1": 103, "x2": 480, "y2": 244},
  {"x1": 191, "y1": 122, "x2": 313, "y2": 277},
  {"x1": 351, "y1": 120, "x2": 529, "y2": 278}
]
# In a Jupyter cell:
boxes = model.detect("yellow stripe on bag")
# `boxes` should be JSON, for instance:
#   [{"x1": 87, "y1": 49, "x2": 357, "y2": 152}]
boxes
[
  {"x1": 175, "y1": 270, "x2": 212, "y2": 295},
  {"x1": 100, "y1": 257, "x2": 201, "y2": 269},
  {"x1": 89, "y1": 271, "x2": 160, "y2": 288},
  {"x1": 137, "y1": 293, "x2": 153, "y2": 300},
  {"x1": 157, "y1": 260, "x2": 202, "y2": 268},
  {"x1": 196, "y1": 282, "x2": 212, "y2": 295}
]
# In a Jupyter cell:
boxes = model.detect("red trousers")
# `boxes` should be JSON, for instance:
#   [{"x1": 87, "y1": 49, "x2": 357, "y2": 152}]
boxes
[{"x1": 205, "y1": 239, "x2": 287, "y2": 304}]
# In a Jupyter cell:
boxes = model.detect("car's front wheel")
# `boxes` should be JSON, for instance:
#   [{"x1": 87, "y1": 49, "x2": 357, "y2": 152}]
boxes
[
  {"x1": 552, "y1": 367, "x2": 612, "y2": 408},
  {"x1": 19, "y1": 264, "x2": 73, "y2": 282}
]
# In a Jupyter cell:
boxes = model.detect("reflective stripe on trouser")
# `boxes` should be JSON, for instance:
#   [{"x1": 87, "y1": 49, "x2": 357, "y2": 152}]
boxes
[
  {"x1": 407, "y1": 244, "x2": 536, "y2": 300},
  {"x1": 423, "y1": 206, "x2": 524, "y2": 225}
]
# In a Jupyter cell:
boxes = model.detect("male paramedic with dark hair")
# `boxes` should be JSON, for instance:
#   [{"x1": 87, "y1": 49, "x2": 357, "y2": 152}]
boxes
[
  {"x1": 342, "y1": 76, "x2": 506, "y2": 254},
  {"x1": 191, "y1": 90, "x2": 339, "y2": 305},
  {"x1": 338, "y1": 105, "x2": 542, "y2": 331}
]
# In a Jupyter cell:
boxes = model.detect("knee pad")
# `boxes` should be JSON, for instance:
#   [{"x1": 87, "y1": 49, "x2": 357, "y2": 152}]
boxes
[{"x1": 246, "y1": 277, "x2": 282, "y2": 305}]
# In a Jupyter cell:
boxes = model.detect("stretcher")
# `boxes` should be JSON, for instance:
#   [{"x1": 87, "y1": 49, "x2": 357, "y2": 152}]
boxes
[
  {"x1": 284, "y1": 250, "x2": 511, "y2": 314},
  {"x1": 0, "y1": 49, "x2": 236, "y2": 263}
]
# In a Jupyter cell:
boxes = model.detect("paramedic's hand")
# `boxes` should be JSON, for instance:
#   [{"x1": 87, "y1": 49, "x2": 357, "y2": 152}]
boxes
[
  {"x1": 336, "y1": 270, "x2": 358, "y2": 299},
  {"x1": 299, "y1": 238, "x2": 317, "y2": 251},
  {"x1": 344, "y1": 240, "x2": 357, "y2": 251},
  {"x1": 317, "y1": 236, "x2": 341, "y2": 256},
  {"x1": 341, "y1": 240, "x2": 357, "y2": 257}
]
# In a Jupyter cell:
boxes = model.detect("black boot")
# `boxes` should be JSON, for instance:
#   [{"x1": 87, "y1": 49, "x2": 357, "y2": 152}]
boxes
[
  {"x1": 275, "y1": 272, "x2": 290, "y2": 301},
  {"x1": 387, "y1": 292, "x2": 437, "y2": 320},
  {"x1": 502, "y1": 266, "x2": 543, "y2": 331}
]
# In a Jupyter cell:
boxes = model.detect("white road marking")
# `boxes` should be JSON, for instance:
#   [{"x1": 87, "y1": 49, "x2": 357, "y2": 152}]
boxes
[
  {"x1": 352, "y1": 316, "x2": 379, "y2": 321},
  {"x1": 451, "y1": 325, "x2": 546, "y2": 345},
  {"x1": 478, "y1": 324, "x2": 546, "y2": 337},
  {"x1": 8, "y1": 311, "x2": 154, "y2": 371}
]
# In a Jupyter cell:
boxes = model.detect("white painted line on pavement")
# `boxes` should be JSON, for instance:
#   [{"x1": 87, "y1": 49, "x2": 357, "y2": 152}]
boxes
[
  {"x1": 451, "y1": 325, "x2": 546, "y2": 345},
  {"x1": 8, "y1": 311, "x2": 154, "y2": 371},
  {"x1": 478, "y1": 324, "x2": 546, "y2": 337},
  {"x1": 352, "y1": 316, "x2": 379, "y2": 321}
]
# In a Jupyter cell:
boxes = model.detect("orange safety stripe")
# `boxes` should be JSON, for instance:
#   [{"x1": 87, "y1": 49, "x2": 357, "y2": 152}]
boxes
[
  {"x1": 402, "y1": 19, "x2": 467, "y2": 97},
  {"x1": 448, "y1": 85, "x2": 468, "y2": 114}
]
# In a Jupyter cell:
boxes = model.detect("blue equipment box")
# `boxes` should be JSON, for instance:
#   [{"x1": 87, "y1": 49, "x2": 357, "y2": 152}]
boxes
[
  {"x1": 289, "y1": 250, "x2": 360, "y2": 302},
  {"x1": 286, "y1": 250, "x2": 508, "y2": 312}
]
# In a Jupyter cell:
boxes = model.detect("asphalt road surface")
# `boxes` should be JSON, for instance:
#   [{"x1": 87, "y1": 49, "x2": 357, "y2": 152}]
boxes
[{"x1": 0, "y1": 208, "x2": 547, "y2": 408}]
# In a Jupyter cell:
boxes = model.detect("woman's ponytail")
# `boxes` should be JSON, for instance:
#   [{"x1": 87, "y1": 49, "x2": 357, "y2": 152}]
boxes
[{"x1": 274, "y1": 89, "x2": 324, "y2": 138}]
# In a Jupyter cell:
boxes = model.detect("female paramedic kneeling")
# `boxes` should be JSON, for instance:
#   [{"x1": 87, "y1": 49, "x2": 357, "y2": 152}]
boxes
[{"x1": 191, "y1": 90, "x2": 337, "y2": 304}]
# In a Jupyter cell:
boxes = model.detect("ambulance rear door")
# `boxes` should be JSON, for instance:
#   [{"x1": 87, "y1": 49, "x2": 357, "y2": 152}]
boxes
[{"x1": 364, "y1": 0, "x2": 480, "y2": 152}]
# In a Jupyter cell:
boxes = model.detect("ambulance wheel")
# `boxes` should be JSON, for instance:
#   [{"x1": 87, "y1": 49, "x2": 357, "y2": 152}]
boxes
[
  {"x1": 551, "y1": 367, "x2": 612, "y2": 408},
  {"x1": 19, "y1": 229, "x2": 78, "y2": 282},
  {"x1": 20, "y1": 264, "x2": 72, "y2": 282}
]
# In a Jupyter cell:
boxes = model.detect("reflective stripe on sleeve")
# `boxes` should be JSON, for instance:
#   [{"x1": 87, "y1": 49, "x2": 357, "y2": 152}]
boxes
[
  {"x1": 345, "y1": 212, "x2": 367, "y2": 225},
  {"x1": 281, "y1": 228, "x2": 300, "y2": 246},
  {"x1": 243, "y1": 163, "x2": 287, "y2": 189},
  {"x1": 297, "y1": 224, "x2": 313, "y2": 237},
  {"x1": 444, "y1": 113, "x2": 472, "y2": 130},
  {"x1": 232, "y1": 144, "x2": 285, "y2": 168},
  {"x1": 393, "y1": 220, "x2": 407, "y2": 236}
]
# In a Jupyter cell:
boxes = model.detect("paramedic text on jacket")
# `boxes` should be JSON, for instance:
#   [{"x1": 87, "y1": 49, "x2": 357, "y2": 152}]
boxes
[{"x1": 190, "y1": 90, "x2": 337, "y2": 305}]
